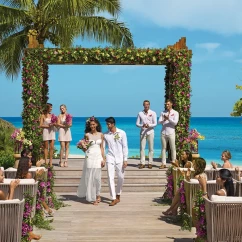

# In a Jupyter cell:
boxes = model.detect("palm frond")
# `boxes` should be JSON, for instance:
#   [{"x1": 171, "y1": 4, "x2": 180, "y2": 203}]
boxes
[
  {"x1": 1, "y1": 0, "x2": 35, "y2": 9},
  {"x1": 0, "y1": 28, "x2": 28, "y2": 79},
  {"x1": 0, "y1": 5, "x2": 29, "y2": 24},
  {"x1": 73, "y1": 16, "x2": 134, "y2": 47}
]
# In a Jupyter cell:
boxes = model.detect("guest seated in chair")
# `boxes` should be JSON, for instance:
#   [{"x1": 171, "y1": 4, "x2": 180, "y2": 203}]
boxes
[
  {"x1": 211, "y1": 150, "x2": 233, "y2": 169},
  {"x1": 16, "y1": 151, "x2": 54, "y2": 217},
  {"x1": 198, "y1": 168, "x2": 234, "y2": 198},
  {"x1": 0, "y1": 170, "x2": 20, "y2": 200},
  {"x1": 0, "y1": 170, "x2": 42, "y2": 241},
  {"x1": 171, "y1": 150, "x2": 193, "y2": 168},
  {"x1": 162, "y1": 157, "x2": 207, "y2": 216}
]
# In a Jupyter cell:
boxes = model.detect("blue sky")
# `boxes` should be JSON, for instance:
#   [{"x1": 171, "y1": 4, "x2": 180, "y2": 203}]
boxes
[{"x1": 1, "y1": 0, "x2": 242, "y2": 117}]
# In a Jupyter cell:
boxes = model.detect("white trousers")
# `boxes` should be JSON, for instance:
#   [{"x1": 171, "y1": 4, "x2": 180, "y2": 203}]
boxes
[
  {"x1": 107, "y1": 162, "x2": 125, "y2": 200},
  {"x1": 140, "y1": 132, "x2": 154, "y2": 165},
  {"x1": 161, "y1": 133, "x2": 176, "y2": 165}
]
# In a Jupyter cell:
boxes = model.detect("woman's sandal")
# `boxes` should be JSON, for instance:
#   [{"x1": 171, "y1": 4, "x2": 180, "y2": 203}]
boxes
[
  {"x1": 93, "y1": 200, "x2": 99, "y2": 205},
  {"x1": 96, "y1": 196, "x2": 101, "y2": 203},
  {"x1": 59, "y1": 161, "x2": 64, "y2": 167},
  {"x1": 64, "y1": 161, "x2": 68, "y2": 167}
]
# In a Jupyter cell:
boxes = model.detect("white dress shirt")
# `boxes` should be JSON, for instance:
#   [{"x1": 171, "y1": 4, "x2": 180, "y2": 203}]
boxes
[
  {"x1": 104, "y1": 128, "x2": 128, "y2": 164},
  {"x1": 136, "y1": 109, "x2": 157, "y2": 135},
  {"x1": 158, "y1": 109, "x2": 179, "y2": 135}
]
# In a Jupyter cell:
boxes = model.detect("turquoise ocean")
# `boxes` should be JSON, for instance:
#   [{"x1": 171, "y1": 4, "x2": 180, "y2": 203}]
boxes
[{"x1": 2, "y1": 117, "x2": 242, "y2": 166}]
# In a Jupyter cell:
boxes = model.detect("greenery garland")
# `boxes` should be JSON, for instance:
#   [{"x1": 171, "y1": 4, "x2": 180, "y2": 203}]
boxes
[
  {"x1": 194, "y1": 190, "x2": 207, "y2": 242},
  {"x1": 33, "y1": 175, "x2": 53, "y2": 230},
  {"x1": 177, "y1": 176, "x2": 191, "y2": 231},
  {"x1": 22, "y1": 47, "x2": 192, "y2": 158},
  {"x1": 46, "y1": 165, "x2": 66, "y2": 210},
  {"x1": 21, "y1": 193, "x2": 34, "y2": 242}
]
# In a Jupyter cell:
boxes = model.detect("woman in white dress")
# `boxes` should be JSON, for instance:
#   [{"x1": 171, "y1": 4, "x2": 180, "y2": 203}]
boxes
[
  {"x1": 39, "y1": 103, "x2": 56, "y2": 166},
  {"x1": 77, "y1": 117, "x2": 105, "y2": 205},
  {"x1": 57, "y1": 104, "x2": 72, "y2": 167}
]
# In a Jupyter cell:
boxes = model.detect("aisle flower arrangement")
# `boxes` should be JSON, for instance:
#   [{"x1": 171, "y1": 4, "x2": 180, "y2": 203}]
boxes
[
  {"x1": 194, "y1": 190, "x2": 207, "y2": 241},
  {"x1": 11, "y1": 128, "x2": 32, "y2": 153},
  {"x1": 33, "y1": 174, "x2": 52, "y2": 230},
  {"x1": 21, "y1": 193, "x2": 34, "y2": 242},
  {"x1": 184, "y1": 129, "x2": 205, "y2": 153},
  {"x1": 162, "y1": 166, "x2": 174, "y2": 201}
]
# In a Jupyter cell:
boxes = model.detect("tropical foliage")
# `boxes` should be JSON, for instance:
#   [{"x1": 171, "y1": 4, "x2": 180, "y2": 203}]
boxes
[
  {"x1": 231, "y1": 85, "x2": 242, "y2": 116},
  {"x1": 22, "y1": 46, "x2": 192, "y2": 162},
  {"x1": 0, "y1": 0, "x2": 134, "y2": 79},
  {"x1": 0, "y1": 118, "x2": 15, "y2": 153}
]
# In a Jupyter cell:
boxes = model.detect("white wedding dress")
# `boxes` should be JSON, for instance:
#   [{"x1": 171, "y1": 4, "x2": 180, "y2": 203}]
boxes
[{"x1": 77, "y1": 132, "x2": 103, "y2": 202}]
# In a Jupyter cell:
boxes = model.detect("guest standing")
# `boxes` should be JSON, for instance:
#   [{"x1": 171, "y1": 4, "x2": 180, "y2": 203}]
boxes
[
  {"x1": 57, "y1": 104, "x2": 72, "y2": 167},
  {"x1": 104, "y1": 117, "x2": 128, "y2": 206},
  {"x1": 158, "y1": 99, "x2": 179, "y2": 169},
  {"x1": 136, "y1": 100, "x2": 157, "y2": 169},
  {"x1": 39, "y1": 103, "x2": 56, "y2": 166},
  {"x1": 77, "y1": 117, "x2": 105, "y2": 205}
]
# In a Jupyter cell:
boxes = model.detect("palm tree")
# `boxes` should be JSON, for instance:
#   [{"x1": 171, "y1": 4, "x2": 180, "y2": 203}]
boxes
[{"x1": 0, "y1": 0, "x2": 134, "y2": 79}]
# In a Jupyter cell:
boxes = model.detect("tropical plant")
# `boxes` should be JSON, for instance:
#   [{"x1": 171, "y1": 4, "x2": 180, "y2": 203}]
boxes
[
  {"x1": 0, "y1": 0, "x2": 134, "y2": 79},
  {"x1": 231, "y1": 85, "x2": 242, "y2": 116},
  {"x1": 0, "y1": 118, "x2": 15, "y2": 153}
]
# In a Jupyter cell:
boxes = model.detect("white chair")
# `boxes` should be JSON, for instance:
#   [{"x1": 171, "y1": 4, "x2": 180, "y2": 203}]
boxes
[
  {"x1": 0, "y1": 179, "x2": 38, "y2": 217},
  {"x1": 0, "y1": 199, "x2": 25, "y2": 242},
  {"x1": 4, "y1": 167, "x2": 47, "y2": 180},
  {"x1": 205, "y1": 196, "x2": 242, "y2": 242},
  {"x1": 172, "y1": 168, "x2": 195, "y2": 194},
  {"x1": 184, "y1": 179, "x2": 221, "y2": 216}
]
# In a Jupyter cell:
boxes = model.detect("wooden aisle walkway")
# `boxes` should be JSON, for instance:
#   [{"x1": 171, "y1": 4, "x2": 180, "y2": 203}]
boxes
[{"x1": 34, "y1": 192, "x2": 196, "y2": 242}]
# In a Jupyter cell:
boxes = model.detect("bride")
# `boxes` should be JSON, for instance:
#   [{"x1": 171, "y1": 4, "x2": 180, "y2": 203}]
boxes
[{"x1": 77, "y1": 116, "x2": 105, "y2": 205}]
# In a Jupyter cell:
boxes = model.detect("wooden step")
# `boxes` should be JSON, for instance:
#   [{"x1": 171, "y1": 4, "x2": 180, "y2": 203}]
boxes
[
  {"x1": 53, "y1": 168, "x2": 167, "y2": 176},
  {"x1": 54, "y1": 175, "x2": 167, "y2": 184},
  {"x1": 53, "y1": 183, "x2": 166, "y2": 192}
]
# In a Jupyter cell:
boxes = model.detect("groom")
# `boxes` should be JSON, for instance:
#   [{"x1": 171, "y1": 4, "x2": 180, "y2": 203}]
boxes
[{"x1": 104, "y1": 117, "x2": 128, "y2": 206}]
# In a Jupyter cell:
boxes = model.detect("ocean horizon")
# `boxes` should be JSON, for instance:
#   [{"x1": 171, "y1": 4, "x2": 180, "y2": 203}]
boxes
[{"x1": 2, "y1": 116, "x2": 242, "y2": 166}]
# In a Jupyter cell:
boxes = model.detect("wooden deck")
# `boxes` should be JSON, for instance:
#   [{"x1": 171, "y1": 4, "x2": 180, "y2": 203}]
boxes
[
  {"x1": 34, "y1": 192, "x2": 196, "y2": 242},
  {"x1": 33, "y1": 158, "x2": 196, "y2": 241}
]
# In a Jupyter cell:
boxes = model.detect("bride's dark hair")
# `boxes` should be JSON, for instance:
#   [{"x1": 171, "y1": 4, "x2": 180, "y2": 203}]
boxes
[{"x1": 85, "y1": 116, "x2": 102, "y2": 133}]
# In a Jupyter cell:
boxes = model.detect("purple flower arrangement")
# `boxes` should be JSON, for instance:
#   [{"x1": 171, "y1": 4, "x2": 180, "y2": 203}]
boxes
[
  {"x1": 50, "y1": 114, "x2": 58, "y2": 124},
  {"x1": 163, "y1": 167, "x2": 174, "y2": 200},
  {"x1": 65, "y1": 114, "x2": 72, "y2": 126}
]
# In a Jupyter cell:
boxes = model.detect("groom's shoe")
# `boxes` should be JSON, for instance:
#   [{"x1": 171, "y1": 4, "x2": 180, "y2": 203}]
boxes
[
  {"x1": 116, "y1": 195, "x2": 120, "y2": 203},
  {"x1": 109, "y1": 199, "x2": 119, "y2": 206}
]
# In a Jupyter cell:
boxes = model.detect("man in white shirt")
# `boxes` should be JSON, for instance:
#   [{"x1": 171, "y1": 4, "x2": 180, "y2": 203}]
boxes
[
  {"x1": 136, "y1": 100, "x2": 157, "y2": 169},
  {"x1": 104, "y1": 117, "x2": 128, "y2": 206},
  {"x1": 158, "y1": 100, "x2": 179, "y2": 169}
]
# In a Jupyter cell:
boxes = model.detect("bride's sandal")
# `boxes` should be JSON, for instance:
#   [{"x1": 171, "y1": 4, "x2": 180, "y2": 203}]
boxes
[
  {"x1": 93, "y1": 200, "x2": 99, "y2": 205},
  {"x1": 96, "y1": 196, "x2": 101, "y2": 203}
]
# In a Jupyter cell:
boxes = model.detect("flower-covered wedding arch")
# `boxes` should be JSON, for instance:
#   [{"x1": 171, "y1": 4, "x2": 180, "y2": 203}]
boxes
[{"x1": 22, "y1": 37, "x2": 192, "y2": 159}]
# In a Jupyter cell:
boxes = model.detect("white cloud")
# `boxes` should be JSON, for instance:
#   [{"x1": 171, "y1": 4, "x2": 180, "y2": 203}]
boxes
[
  {"x1": 195, "y1": 43, "x2": 220, "y2": 52},
  {"x1": 122, "y1": 0, "x2": 242, "y2": 35}
]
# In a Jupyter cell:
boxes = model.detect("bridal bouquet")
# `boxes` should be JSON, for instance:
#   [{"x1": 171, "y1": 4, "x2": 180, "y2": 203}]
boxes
[
  {"x1": 77, "y1": 139, "x2": 93, "y2": 151},
  {"x1": 50, "y1": 114, "x2": 58, "y2": 124},
  {"x1": 65, "y1": 114, "x2": 72, "y2": 126}
]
